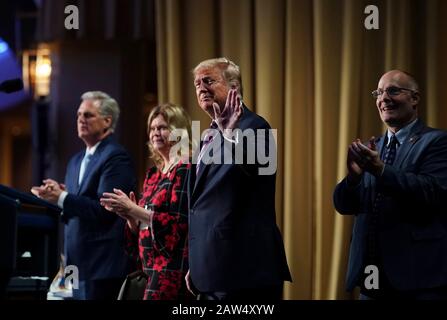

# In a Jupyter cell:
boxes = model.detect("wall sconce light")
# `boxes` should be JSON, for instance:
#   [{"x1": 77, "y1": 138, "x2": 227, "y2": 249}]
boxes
[
  {"x1": 35, "y1": 49, "x2": 51, "y2": 97},
  {"x1": 21, "y1": 45, "x2": 53, "y2": 184},
  {"x1": 22, "y1": 45, "x2": 52, "y2": 99}
]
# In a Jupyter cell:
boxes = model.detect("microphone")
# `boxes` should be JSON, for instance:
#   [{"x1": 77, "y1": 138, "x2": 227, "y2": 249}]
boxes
[{"x1": 0, "y1": 78, "x2": 24, "y2": 93}]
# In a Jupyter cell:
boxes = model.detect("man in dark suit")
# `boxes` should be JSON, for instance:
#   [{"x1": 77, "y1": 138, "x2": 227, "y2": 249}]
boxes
[
  {"x1": 31, "y1": 91, "x2": 136, "y2": 299},
  {"x1": 185, "y1": 58, "x2": 291, "y2": 301},
  {"x1": 334, "y1": 70, "x2": 447, "y2": 299}
]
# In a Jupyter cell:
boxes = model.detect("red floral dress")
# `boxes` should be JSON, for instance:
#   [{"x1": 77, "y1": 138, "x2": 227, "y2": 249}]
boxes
[{"x1": 125, "y1": 162, "x2": 191, "y2": 300}]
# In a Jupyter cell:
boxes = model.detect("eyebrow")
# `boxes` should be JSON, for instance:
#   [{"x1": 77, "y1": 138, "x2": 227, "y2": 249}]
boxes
[{"x1": 77, "y1": 111, "x2": 97, "y2": 117}]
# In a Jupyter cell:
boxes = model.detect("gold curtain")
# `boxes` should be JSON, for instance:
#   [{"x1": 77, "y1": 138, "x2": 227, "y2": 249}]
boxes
[{"x1": 155, "y1": 0, "x2": 447, "y2": 299}]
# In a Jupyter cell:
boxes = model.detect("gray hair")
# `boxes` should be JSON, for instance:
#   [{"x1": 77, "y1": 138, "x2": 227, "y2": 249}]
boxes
[
  {"x1": 81, "y1": 91, "x2": 120, "y2": 132},
  {"x1": 193, "y1": 57, "x2": 244, "y2": 97}
]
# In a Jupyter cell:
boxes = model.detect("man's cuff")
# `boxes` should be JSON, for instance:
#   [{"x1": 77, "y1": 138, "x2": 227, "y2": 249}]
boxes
[
  {"x1": 57, "y1": 191, "x2": 68, "y2": 209},
  {"x1": 223, "y1": 130, "x2": 239, "y2": 144}
]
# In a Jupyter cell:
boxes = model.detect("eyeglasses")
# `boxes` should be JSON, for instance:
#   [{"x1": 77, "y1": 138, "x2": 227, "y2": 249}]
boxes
[{"x1": 371, "y1": 86, "x2": 415, "y2": 99}]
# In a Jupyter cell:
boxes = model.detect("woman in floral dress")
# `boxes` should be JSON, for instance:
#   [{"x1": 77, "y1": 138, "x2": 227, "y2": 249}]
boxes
[{"x1": 101, "y1": 103, "x2": 192, "y2": 300}]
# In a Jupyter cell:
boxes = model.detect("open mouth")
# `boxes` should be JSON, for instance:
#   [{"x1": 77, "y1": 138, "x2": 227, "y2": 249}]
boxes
[{"x1": 381, "y1": 105, "x2": 398, "y2": 112}]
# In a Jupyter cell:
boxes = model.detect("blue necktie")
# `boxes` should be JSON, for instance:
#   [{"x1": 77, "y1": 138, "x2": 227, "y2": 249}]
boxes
[
  {"x1": 366, "y1": 134, "x2": 398, "y2": 265},
  {"x1": 78, "y1": 153, "x2": 92, "y2": 184},
  {"x1": 382, "y1": 134, "x2": 398, "y2": 165}
]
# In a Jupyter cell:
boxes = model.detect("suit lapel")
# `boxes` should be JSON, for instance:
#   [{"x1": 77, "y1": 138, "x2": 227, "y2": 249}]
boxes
[
  {"x1": 376, "y1": 135, "x2": 386, "y2": 162},
  {"x1": 393, "y1": 120, "x2": 424, "y2": 168},
  {"x1": 393, "y1": 135, "x2": 418, "y2": 168},
  {"x1": 68, "y1": 153, "x2": 83, "y2": 194},
  {"x1": 75, "y1": 135, "x2": 112, "y2": 194},
  {"x1": 187, "y1": 165, "x2": 195, "y2": 206},
  {"x1": 193, "y1": 136, "x2": 219, "y2": 194},
  {"x1": 366, "y1": 120, "x2": 425, "y2": 203},
  {"x1": 369, "y1": 135, "x2": 386, "y2": 201},
  {"x1": 77, "y1": 152, "x2": 99, "y2": 194},
  {"x1": 191, "y1": 140, "x2": 201, "y2": 192},
  {"x1": 191, "y1": 106, "x2": 251, "y2": 201}
]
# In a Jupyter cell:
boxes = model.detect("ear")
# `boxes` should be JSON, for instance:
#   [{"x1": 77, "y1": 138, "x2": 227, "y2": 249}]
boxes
[
  {"x1": 411, "y1": 91, "x2": 420, "y2": 107},
  {"x1": 412, "y1": 91, "x2": 420, "y2": 102},
  {"x1": 229, "y1": 80, "x2": 238, "y2": 91},
  {"x1": 103, "y1": 116, "x2": 113, "y2": 128}
]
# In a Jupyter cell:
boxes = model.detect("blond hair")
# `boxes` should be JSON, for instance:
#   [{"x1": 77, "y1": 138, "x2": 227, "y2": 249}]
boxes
[
  {"x1": 193, "y1": 57, "x2": 244, "y2": 97},
  {"x1": 147, "y1": 103, "x2": 191, "y2": 168}
]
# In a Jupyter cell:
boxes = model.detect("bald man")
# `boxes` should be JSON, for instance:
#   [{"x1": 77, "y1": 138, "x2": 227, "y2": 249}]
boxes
[{"x1": 334, "y1": 70, "x2": 447, "y2": 299}]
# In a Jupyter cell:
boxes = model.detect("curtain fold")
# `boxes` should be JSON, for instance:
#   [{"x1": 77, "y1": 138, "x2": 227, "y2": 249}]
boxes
[
  {"x1": 254, "y1": 0, "x2": 286, "y2": 231},
  {"x1": 313, "y1": 0, "x2": 344, "y2": 299},
  {"x1": 329, "y1": 0, "x2": 364, "y2": 300},
  {"x1": 283, "y1": 0, "x2": 315, "y2": 299}
]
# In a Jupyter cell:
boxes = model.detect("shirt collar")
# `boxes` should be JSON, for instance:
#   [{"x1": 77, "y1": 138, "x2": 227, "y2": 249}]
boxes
[
  {"x1": 85, "y1": 141, "x2": 101, "y2": 156},
  {"x1": 210, "y1": 120, "x2": 218, "y2": 129},
  {"x1": 386, "y1": 118, "x2": 418, "y2": 146}
]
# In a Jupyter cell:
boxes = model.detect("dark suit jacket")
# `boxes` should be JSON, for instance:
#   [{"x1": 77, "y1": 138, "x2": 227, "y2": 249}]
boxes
[
  {"x1": 334, "y1": 119, "x2": 447, "y2": 292},
  {"x1": 63, "y1": 134, "x2": 136, "y2": 281},
  {"x1": 188, "y1": 106, "x2": 292, "y2": 293}
]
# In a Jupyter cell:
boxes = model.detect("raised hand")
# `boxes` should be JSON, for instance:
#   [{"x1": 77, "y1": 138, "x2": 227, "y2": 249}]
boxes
[{"x1": 212, "y1": 89, "x2": 243, "y2": 134}]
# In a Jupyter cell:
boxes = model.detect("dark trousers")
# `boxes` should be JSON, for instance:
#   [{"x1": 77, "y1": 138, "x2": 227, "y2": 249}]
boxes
[
  {"x1": 360, "y1": 268, "x2": 447, "y2": 300},
  {"x1": 360, "y1": 287, "x2": 447, "y2": 300},
  {"x1": 198, "y1": 284, "x2": 283, "y2": 302},
  {"x1": 72, "y1": 277, "x2": 124, "y2": 300},
  {"x1": 0, "y1": 269, "x2": 12, "y2": 299}
]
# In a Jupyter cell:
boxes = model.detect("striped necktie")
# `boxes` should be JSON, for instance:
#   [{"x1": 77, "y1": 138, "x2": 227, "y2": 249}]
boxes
[
  {"x1": 366, "y1": 134, "x2": 398, "y2": 265},
  {"x1": 382, "y1": 134, "x2": 398, "y2": 165},
  {"x1": 196, "y1": 121, "x2": 218, "y2": 176}
]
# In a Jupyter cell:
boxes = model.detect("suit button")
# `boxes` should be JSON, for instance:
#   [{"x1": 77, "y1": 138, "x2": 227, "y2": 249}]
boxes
[{"x1": 190, "y1": 209, "x2": 194, "y2": 215}]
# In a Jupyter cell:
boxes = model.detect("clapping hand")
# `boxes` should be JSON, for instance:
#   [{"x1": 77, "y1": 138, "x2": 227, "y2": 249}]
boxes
[
  {"x1": 101, "y1": 188, "x2": 135, "y2": 217},
  {"x1": 30, "y1": 179, "x2": 65, "y2": 204},
  {"x1": 347, "y1": 136, "x2": 383, "y2": 180},
  {"x1": 101, "y1": 189, "x2": 139, "y2": 231}
]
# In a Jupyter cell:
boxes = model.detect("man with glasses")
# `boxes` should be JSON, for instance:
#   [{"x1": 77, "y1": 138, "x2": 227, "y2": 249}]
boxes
[{"x1": 334, "y1": 70, "x2": 447, "y2": 299}]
